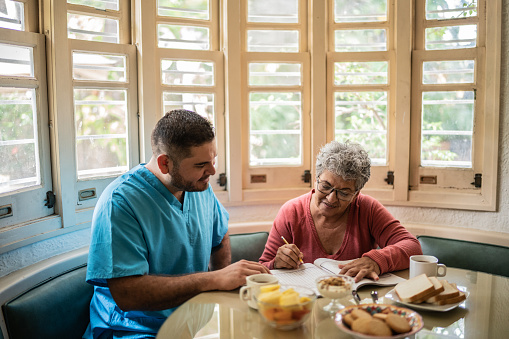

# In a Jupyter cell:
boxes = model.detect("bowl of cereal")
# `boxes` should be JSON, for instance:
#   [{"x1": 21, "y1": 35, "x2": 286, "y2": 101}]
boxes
[
  {"x1": 334, "y1": 304, "x2": 423, "y2": 339},
  {"x1": 254, "y1": 285, "x2": 317, "y2": 330}
]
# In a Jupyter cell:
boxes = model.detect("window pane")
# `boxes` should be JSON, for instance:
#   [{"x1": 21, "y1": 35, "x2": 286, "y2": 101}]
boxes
[
  {"x1": 249, "y1": 92, "x2": 302, "y2": 166},
  {"x1": 334, "y1": 91, "x2": 387, "y2": 165},
  {"x1": 423, "y1": 60, "x2": 474, "y2": 84},
  {"x1": 158, "y1": 0, "x2": 209, "y2": 20},
  {"x1": 67, "y1": 13, "x2": 119, "y2": 43},
  {"x1": 425, "y1": 25, "x2": 477, "y2": 50},
  {"x1": 158, "y1": 24, "x2": 209, "y2": 50},
  {"x1": 426, "y1": 0, "x2": 477, "y2": 20},
  {"x1": 161, "y1": 60, "x2": 214, "y2": 86},
  {"x1": 249, "y1": 63, "x2": 301, "y2": 86},
  {"x1": 247, "y1": 30, "x2": 299, "y2": 52},
  {"x1": 162, "y1": 92, "x2": 214, "y2": 123},
  {"x1": 0, "y1": 88, "x2": 39, "y2": 194},
  {"x1": 421, "y1": 91, "x2": 474, "y2": 168},
  {"x1": 334, "y1": 61, "x2": 388, "y2": 85},
  {"x1": 74, "y1": 89, "x2": 128, "y2": 179},
  {"x1": 0, "y1": 43, "x2": 33, "y2": 77},
  {"x1": 0, "y1": 0, "x2": 24, "y2": 30},
  {"x1": 335, "y1": 29, "x2": 387, "y2": 52},
  {"x1": 334, "y1": 0, "x2": 387, "y2": 23},
  {"x1": 247, "y1": 0, "x2": 298, "y2": 23},
  {"x1": 73, "y1": 52, "x2": 126, "y2": 82},
  {"x1": 67, "y1": 0, "x2": 119, "y2": 11}
]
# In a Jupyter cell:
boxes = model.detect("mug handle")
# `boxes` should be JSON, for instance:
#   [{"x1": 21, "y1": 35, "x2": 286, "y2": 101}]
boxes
[
  {"x1": 437, "y1": 264, "x2": 447, "y2": 277},
  {"x1": 239, "y1": 286, "x2": 252, "y2": 302}
]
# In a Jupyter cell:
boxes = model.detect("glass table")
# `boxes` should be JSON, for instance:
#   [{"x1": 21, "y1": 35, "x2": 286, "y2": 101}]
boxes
[{"x1": 156, "y1": 267, "x2": 509, "y2": 338}]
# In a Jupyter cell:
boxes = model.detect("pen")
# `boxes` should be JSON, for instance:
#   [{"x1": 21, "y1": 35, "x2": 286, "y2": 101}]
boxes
[{"x1": 281, "y1": 236, "x2": 304, "y2": 264}]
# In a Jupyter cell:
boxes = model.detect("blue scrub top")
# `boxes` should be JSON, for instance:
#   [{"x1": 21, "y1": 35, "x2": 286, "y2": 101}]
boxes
[{"x1": 84, "y1": 164, "x2": 229, "y2": 338}]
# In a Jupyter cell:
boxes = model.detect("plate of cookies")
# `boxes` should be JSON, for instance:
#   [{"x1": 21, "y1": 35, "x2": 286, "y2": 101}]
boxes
[{"x1": 334, "y1": 304, "x2": 423, "y2": 339}]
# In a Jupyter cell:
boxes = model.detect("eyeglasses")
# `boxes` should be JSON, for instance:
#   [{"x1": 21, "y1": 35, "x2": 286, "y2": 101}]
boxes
[{"x1": 316, "y1": 178, "x2": 356, "y2": 201}]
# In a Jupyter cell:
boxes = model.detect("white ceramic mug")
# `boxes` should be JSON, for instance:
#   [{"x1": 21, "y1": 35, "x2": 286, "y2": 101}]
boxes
[
  {"x1": 409, "y1": 255, "x2": 447, "y2": 279},
  {"x1": 239, "y1": 274, "x2": 279, "y2": 309}
]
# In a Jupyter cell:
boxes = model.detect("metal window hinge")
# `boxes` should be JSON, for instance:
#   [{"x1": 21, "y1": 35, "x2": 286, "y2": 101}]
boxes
[
  {"x1": 45, "y1": 191, "x2": 56, "y2": 209},
  {"x1": 217, "y1": 173, "x2": 227, "y2": 189},
  {"x1": 302, "y1": 170, "x2": 311, "y2": 183},
  {"x1": 384, "y1": 171, "x2": 394, "y2": 185},
  {"x1": 471, "y1": 173, "x2": 482, "y2": 188}
]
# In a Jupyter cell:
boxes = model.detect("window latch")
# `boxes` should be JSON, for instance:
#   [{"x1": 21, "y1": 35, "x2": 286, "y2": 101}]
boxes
[
  {"x1": 301, "y1": 170, "x2": 311, "y2": 183},
  {"x1": 45, "y1": 191, "x2": 56, "y2": 209},
  {"x1": 384, "y1": 171, "x2": 394, "y2": 185},
  {"x1": 471, "y1": 173, "x2": 482, "y2": 188},
  {"x1": 217, "y1": 173, "x2": 227, "y2": 188}
]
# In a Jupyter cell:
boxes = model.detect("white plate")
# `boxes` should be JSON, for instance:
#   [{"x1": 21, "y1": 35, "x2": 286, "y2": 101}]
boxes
[{"x1": 384, "y1": 288, "x2": 469, "y2": 312}]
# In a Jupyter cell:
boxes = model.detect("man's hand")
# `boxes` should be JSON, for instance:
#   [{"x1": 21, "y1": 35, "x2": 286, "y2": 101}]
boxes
[
  {"x1": 338, "y1": 257, "x2": 381, "y2": 283},
  {"x1": 273, "y1": 244, "x2": 303, "y2": 269},
  {"x1": 211, "y1": 260, "x2": 270, "y2": 290}
]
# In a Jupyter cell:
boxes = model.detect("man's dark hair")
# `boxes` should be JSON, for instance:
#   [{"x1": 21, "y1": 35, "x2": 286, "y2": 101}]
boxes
[{"x1": 151, "y1": 109, "x2": 215, "y2": 163}]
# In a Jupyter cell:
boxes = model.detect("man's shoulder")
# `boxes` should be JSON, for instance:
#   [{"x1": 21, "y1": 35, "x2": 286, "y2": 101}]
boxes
[{"x1": 99, "y1": 165, "x2": 148, "y2": 201}]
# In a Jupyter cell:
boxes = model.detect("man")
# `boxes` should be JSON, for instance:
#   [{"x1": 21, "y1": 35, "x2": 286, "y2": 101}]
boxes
[{"x1": 84, "y1": 110, "x2": 269, "y2": 338}]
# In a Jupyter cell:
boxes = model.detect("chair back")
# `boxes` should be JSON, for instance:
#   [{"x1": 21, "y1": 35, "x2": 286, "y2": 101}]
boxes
[
  {"x1": 230, "y1": 232, "x2": 269, "y2": 263},
  {"x1": 417, "y1": 235, "x2": 509, "y2": 278}
]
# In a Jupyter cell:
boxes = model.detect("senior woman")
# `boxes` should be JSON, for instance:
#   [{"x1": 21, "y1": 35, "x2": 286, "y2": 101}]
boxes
[{"x1": 259, "y1": 141, "x2": 422, "y2": 282}]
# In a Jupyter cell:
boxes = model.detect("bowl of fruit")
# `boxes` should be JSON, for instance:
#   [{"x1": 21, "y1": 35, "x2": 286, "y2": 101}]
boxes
[{"x1": 254, "y1": 284, "x2": 317, "y2": 330}]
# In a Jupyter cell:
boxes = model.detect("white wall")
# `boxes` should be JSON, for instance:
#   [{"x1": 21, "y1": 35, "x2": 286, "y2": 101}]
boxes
[{"x1": 1, "y1": 3, "x2": 508, "y2": 279}]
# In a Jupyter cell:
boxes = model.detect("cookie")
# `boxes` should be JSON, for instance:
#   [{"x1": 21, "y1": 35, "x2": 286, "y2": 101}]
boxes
[
  {"x1": 351, "y1": 317, "x2": 371, "y2": 335},
  {"x1": 386, "y1": 313, "x2": 411, "y2": 333},
  {"x1": 373, "y1": 313, "x2": 388, "y2": 320},
  {"x1": 367, "y1": 318, "x2": 393, "y2": 337},
  {"x1": 351, "y1": 308, "x2": 372, "y2": 320},
  {"x1": 342, "y1": 313, "x2": 355, "y2": 327}
]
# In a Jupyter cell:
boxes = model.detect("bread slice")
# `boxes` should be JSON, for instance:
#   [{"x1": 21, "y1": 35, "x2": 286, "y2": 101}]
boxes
[
  {"x1": 431, "y1": 291, "x2": 466, "y2": 306},
  {"x1": 395, "y1": 274, "x2": 435, "y2": 303},
  {"x1": 411, "y1": 276, "x2": 445, "y2": 303},
  {"x1": 425, "y1": 280, "x2": 460, "y2": 303}
]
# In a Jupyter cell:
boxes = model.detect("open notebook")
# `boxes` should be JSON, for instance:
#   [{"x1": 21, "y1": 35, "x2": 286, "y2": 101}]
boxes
[{"x1": 270, "y1": 258, "x2": 406, "y2": 296}]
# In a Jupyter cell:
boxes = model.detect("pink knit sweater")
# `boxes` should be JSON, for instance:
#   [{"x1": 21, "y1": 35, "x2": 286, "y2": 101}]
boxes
[{"x1": 259, "y1": 191, "x2": 422, "y2": 274}]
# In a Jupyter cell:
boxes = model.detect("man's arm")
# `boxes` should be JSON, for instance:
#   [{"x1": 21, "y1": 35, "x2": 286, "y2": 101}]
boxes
[
  {"x1": 108, "y1": 248, "x2": 270, "y2": 311},
  {"x1": 209, "y1": 231, "x2": 231, "y2": 271}
]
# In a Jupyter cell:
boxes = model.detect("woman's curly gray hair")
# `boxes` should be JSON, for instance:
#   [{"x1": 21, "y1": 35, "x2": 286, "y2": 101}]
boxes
[{"x1": 315, "y1": 141, "x2": 371, "y2": 191}]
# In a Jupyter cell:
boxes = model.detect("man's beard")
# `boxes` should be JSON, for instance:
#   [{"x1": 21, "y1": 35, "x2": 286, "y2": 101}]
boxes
[{"x1": 169, "y1": 165, "x2": 208, "y2": 192}]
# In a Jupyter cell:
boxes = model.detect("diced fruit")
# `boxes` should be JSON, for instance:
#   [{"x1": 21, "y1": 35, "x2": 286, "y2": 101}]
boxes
[
  {"x1": 258, "y1": 290, "x2": 282, "y2": 304},
  {"x1": 299, "y1": 296, "x2": 311, "y2": 303},
  {"x1": 260, "y1": 284, "x2": 280, "y2": 293},
  {"x1": 262, "y1": 307, "x2": 277, "y2": 321},
  {"x1": 273, "y1": 309, "x2": 292, "y2": 321},
  {"x1": 280, "y1": 292, "x2": 300, "y2": 306},
  {"x1": 282, "y1": 288, "x2": 296, "y2": 295},
  {"x1": 292, "y1": 309, "x2": 310, "y2": 321}
]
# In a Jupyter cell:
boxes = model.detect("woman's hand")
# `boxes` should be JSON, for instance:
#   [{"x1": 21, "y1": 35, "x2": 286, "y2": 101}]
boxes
[
  {"x1": 338, "y1": 257, "x2": 381, "y2": 283},
  {"x1": 273, "y1": 244, "x2": 303, "y2": 269}
]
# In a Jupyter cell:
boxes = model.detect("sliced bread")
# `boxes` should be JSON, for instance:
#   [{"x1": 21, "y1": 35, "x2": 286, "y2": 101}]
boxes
[
  {"x1": 395, "y1": 274, "x2": 435, "y2": 303},
  {"x1": 425, "y1": 280, "x2": 460, "y2": 303},
  {"x1": 411, "y1": 276, "x2": 445, "y2": 303},
  {"x1": 431, "y1": 290, "x2": 466, "y2": 306}
]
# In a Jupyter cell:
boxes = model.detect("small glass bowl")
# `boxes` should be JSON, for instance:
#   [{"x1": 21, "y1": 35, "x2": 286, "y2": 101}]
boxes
[
  {"x1": 316, "y1": 275, "x2": 355, "y2": 314},
  {"x1": 254, "y1": 285, "x2": 317, "y2": 331}
]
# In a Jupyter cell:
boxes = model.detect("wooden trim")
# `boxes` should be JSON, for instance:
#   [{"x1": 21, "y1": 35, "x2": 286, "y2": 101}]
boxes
[
  {"x1": 227, "y1": 220, "x2": 509, "y2": 248},
  {"x1": 406, "y1": 223, "x2": 509, "y2": 248}
]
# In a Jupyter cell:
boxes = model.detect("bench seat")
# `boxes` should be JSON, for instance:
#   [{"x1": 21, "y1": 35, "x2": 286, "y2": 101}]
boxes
[
  {"x1": 417, "y1": 235, "x2": 509, "y2": 278},
  {"x1": 0, "y1": 231, "x2": 269, "y2": 339}
]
